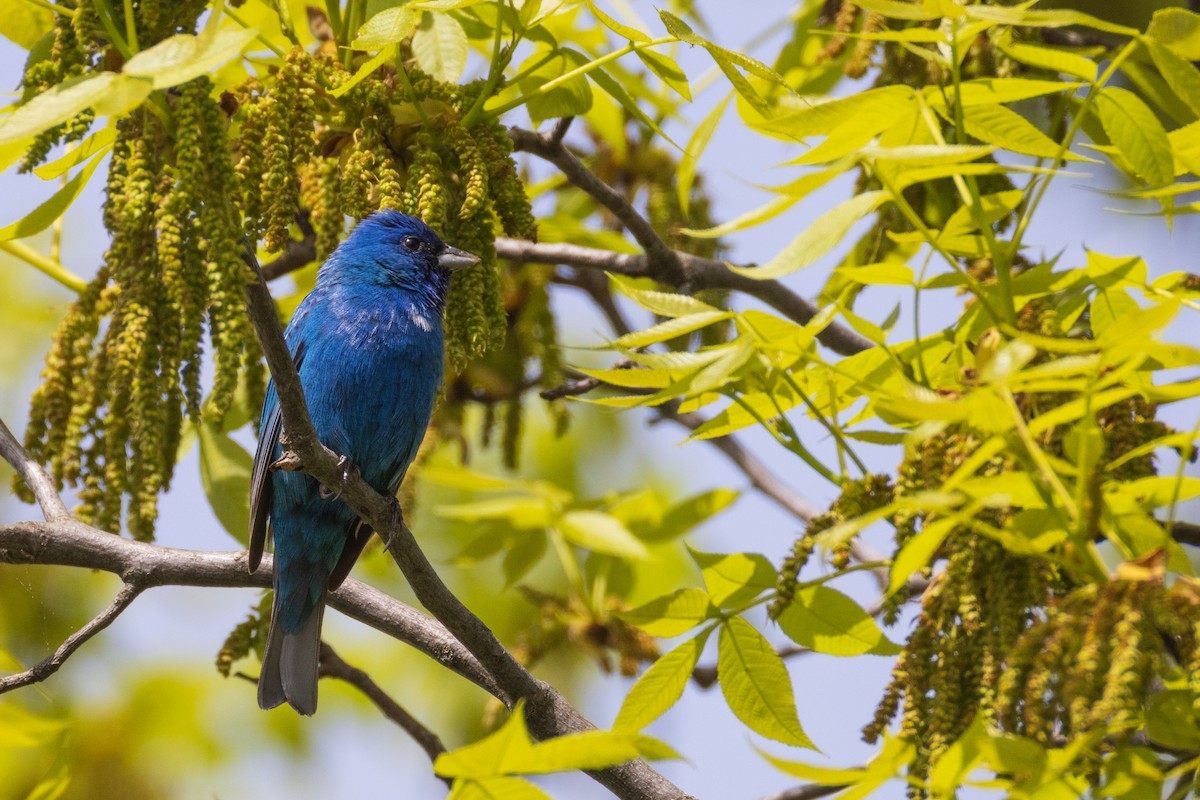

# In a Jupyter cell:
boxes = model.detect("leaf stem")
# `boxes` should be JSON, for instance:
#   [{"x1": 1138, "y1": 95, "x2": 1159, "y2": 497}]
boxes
[
  {"x1": 486, "y1": 36, "x2": 676, "y2": 119},
  {"x1": 0, "y1": 240, "x2": 86, "y2": 293}
]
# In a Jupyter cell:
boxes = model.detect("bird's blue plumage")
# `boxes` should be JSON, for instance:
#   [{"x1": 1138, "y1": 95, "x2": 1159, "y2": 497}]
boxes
[{"x1": 248, "y1": 210, "x2": 478, "y2": 714}]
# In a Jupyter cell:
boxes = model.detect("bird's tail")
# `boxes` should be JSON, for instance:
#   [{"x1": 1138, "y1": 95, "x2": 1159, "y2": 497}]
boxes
[{"x1": 258, "y1": 593, "x2": 325, "y2": 715}]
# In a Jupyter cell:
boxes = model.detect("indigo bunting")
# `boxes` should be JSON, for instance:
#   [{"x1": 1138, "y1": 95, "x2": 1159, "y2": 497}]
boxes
[{"x1": 248, "y1": 210, "x2": 479, "y2": 714}]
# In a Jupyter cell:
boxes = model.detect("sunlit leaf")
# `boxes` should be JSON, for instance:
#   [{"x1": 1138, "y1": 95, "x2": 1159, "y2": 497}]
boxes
[
  {"x1": 776, "y1": 586, "x2": 899, "y2": 657},
  {"x1": 636, "y1": 49, "x2": 691, "y2": 101},
  {"x1": 124, "y1": 26, "x2": 257, "y2": 89},
  {"x1": 613, "y1": 629, "x2": 710, "y2": 731},
  {"x1": 689, "y1": 547, "x2": 776, "y2": 607},
  {"x1": 617, "y1": 588, "x2": 716, "y2": 636},
  {"x1": 351, "y1": 6, "x2": 418, "y2": 49},
  {"x1": 558, "y1": 510, "x2": 649, "y2": 559},
  {"x1": 718, "y1": 617, "x2": 815, "y2": 748},
  {"x1": 412, "y1": 11, "x2": 469, "y2": 82},
  {"x1": 197, "y1": 420, "x2": 252, "y2": 544},
  {"x1": 1096, "y1": 87, "x2": 1175, "y2": 188}
]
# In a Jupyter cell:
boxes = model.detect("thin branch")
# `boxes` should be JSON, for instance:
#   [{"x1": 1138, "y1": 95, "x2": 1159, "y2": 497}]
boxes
[
  {"x1": 0, "y1": 583, "x2": 142, "y2": 694},
  {"x1": 319, "y1": 642, "x2": 449, "y2": 775},
  {"x1": 497, "y1": 238, "x2": 873, "y2": 357},
  {"x1": 508, "y1": 127, "x2": 687, "y2": 288},
  {"x1": 758, "y1": 784, "x2": 849, "y2": 800},
  {"x1": 548, "y1": 116, "x2": 575, "y2": 146},
  {"x1": 238, "y1": 253, "x2": 691, "y2": 800},
  {"x1": 0, "y1": 417, "x2": 69, "y2": 522}
]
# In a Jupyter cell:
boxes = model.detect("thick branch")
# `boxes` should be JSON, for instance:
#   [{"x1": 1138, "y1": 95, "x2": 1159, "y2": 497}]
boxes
[
  {"x1": 0, "y1": 518, "x2": 500, "y2": 697},
  {"x1": 0, "y1": 418, "x2": 69, "y2": 522},
  {"x1": 0, "y1": 582, "x2": 142, "y2": 694},
  {"x1": 239, "y1": 257, "x2": 691, "y2": 800},
  {"x1": 497, "y1": 238, "x2": 873, "y2": 357},
  {"x1": 319, "y1": 643, "x2": 449, "y2": 774}
]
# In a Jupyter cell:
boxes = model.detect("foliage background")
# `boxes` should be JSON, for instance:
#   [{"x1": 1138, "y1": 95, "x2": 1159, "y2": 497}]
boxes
[{"x1": 0, "y1": 1, "x2": 1198, "y2": 798}]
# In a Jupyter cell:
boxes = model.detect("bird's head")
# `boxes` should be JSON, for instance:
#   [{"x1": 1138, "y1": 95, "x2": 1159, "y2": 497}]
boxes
[{"x1": 322, "y1": 210, "x2": 480, "y2": 306}]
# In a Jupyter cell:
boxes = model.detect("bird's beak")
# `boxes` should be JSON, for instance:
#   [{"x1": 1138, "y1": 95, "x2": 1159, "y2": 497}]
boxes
[{"x1": 438, "y1": 246, "x2": 481, "y2": 271}]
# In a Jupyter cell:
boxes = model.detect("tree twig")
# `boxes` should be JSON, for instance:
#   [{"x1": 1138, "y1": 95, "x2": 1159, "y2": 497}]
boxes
[
  {"x1": 0, "y1": 582, "x2": 142, "y2": 694},
  {"x1": 758, "y1": 784, "x2": 850, "y2": 800},
  {"x1": 238, "y1": 251, "x2": 692, "y2": 800},
  {"x1": 0, "y1": 417, "x2": 69, "y2": 522},
  {"x1": 508, "y1": 126, "x2": 687, "y2": 288},
  {"x1": 319, "y1": 642, "x2": 449, "y2": 776},
  {"x1": 498, "y1": 238, "x2": 873, "y2": 356}
]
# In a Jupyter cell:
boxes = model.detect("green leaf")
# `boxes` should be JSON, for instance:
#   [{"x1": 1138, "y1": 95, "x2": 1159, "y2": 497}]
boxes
[
  {"x1": 718, "y1": 617, "x2": 815, "y2": 748},
  {"x1": 636, "y1": 49, "x2": 691, "y2": 100},
  {"x1": 517, "y1": 49, "x2": 595, "y2": 125},
  {"x1": 758, "y1": 86, "x2": 914, "y2": 141},
  {"x1": 888, "y1": 517, "x2": 954, "y2": 593},
  {"x1": 961, "y1": 4, "x2": 1137, "y2": 36},
  {"x1": 991, "y1": 28, "x2": 1095, "y2": 81},
  {"x1": 1146, "y1": 41, "x2": 1200, "y2": 119},
  {"x1": 197, "y1": 421, "x2": 252, "y2": 545},
  {"x1": 24, "y1": 764, "x2": 70, "y2": 800},
  {"x1": 0, "y1": 704, "x2": 67, "y2": 747},
  {"x1": 585, "y1": 0, "x2": 650, "y2": 42},
  {"x1": 436, "y1": 497, "x2": 552, "y2": 528},
  {"x1": 435, "y1": 701, "x2": 677, "y2": 779},
  {"x1": 677, "y1": 91, "x2": 728, "y2": 217},
  {"x1": 641, "y1": 488, "x2": 740, "y2": 542},
  {"x1": 123, "y1": 26, "x2": 258, "y2": 89},
  {"x1": 731, "y1": 191, "x2": 887, "y2": 279},
  {"x1": 958, "y1": 103, "x2": 1082, "y2": 160},
  {"x1": 689, "y1": 547, "x2": 777, "y2": 607},
  {"x1": 448, "y1": 777, "x2": 552, "y2": 800},
  {"x1": 617, "y1": 588, "x2": 716, "y2": 636},
  {"x1": 351, "y1": 6, "x2": 418, "y2": 49},
  {"x1": 329, "y1": 44, "x2": 398, "y2": 98},
  {"x1": 0, "y1": 151, "x2": 106, "y2": 242},
  {"x1": 613, "y1": 629, "x2": 710, "y2": 731},
  {"x1": 0, "y1": 2, "x2": 52, "y2": 49},
  {"x1": 1095, "y1": 87, "x2": 1175, "y2": 187},
  {"x1": 414, "y1": 0, "x2": 489, "y2": 8},
  {"x1": 757, "y1": 748, "x2": 867, "y2": 784},
  {"x1": 1147, "y1": 7, "x2": 1200, "y2": 60},
  {"x1": 1146, "y1": 690, "x2": 1200, "y2": 750},
  {"x1": 776, "y1": 586, "x2": 898, "y2": 657},
  {"x1": 558, "y1": 510, "x2": 649, "y2": 559},
  {"x1": 610, "y1": 310, "x2": 734, "y2": 348},
  {"x1": 609, "y1": 274, "x2": 719, "y2": 316},
  {"x1": 850, "y1": 0, "x2": 939, "y2": 20},
  {"x1": 413, "y1": 11, "x2": 469, "y2": 82},
  {"x1": 0, "y1": 72, "x2": 118, "y2": 147},
  {"x1": 33, "y1": 126, "x2": 116, "y2": 180}
]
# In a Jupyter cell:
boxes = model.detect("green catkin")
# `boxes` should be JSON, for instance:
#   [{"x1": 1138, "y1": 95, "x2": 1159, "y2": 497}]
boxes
[
  {"x1": 299, "y1": 157, "x2": 345, "y2": 259},
  {"x1": 20, "y1": 13, "x2": 92, "y2": 172},
  {"x1": 450, "y1": 123, "x2": 488, "y2": 220}
]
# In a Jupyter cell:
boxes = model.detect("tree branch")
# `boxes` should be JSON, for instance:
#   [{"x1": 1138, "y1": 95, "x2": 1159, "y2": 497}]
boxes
[
  {"x1": 239, "y1": 254, "x2": 691, "y2": 800},
  {"x1": 0, "y1": 582, "x2": 142, "y2": 694},
  {"x1": 758, "y1": 784, "x2": 849, "y2": 800},
  {"x1": 319, "y1": 642, "x2": 449, "y2": 776},
  {"x1": 0, "y1": 417, "x2": 69, "y2": 522},
  {"x1": 497, "y1": 238, "x2": 873, "y2": 357},
  {"x1": 508, "y1": 126, "x2": 687, "y2": 288}
]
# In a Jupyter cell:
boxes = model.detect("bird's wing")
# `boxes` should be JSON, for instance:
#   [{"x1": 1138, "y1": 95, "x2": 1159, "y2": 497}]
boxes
[
  {"x1": 327, "y1": 520, "x2": 374, "y2": 590},
  {"x1": 248, "y1": 340, "x2": 307, "y2": 572}
]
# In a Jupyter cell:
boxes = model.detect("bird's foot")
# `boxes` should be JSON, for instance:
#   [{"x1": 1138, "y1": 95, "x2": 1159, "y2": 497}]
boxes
[
  {"x1": 382, "y1": 497, "x2": 404, "y2": 552},
  {"x1": 318, "y1": 455, "x2": 360, "y2": 500}
]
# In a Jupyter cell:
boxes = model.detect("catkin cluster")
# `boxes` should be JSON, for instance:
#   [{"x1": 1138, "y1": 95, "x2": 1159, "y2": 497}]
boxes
[
  {"x1": 994, "y1": 551, "x2": 1200, "y2": 764},
  {"x1": 21, "y1": 80, "x2": 260, "y2": 540}
]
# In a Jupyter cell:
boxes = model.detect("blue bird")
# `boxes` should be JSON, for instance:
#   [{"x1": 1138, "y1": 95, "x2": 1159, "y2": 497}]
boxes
[{"x1": 248, "y1": 210, "x2": 479, "y2": 715}]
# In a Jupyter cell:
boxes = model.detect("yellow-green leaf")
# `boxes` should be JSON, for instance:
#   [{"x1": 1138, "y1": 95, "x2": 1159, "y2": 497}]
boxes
[
  {"x1": 412, "y1": 12, "x2": 468, "y2": 82},
  {"x1": 1096, "y1": 86, "x2": 1175, "y2": 187},
  {"x1": 123, "y1": 26, "x2": 257, "y2": 89},
  {"x1": 0, "y1": 2, "x2": 52, "y2": 49},
  {"x1": 617, "y1": 588, "x2": 716, "y2": 636},
  {"x1": 637, "y1": 49, "x2": 691, "y2": 100},
  {"x1": 197, "y1": 420, "x2": 252, "y2": 545},
  {"x1": 0, "y1": 73, "x2": 117, "y2": 147},
  {"x1": 776, "y1": 586, "x2": 899, "y2": 657},
  {"x1": 448, "y1": 777, "x2": 552, "y2": 800},
  {"x1": 436, "y1": 497, "x2": 552, "y2": 529},
  {"x1": 991, "y1": 28, "x2": 1095, "y2": 81},
  {"x1": 959, "y1": 103, "x2": 1081, "y2": 160},
  {"x1": 614, "y1": 629, "x2": 710, "y2": 731},
  {"x1": 585, "y1": 0, "x2": 650, "y2": 42},
  {"x1": 33, "y1": 125, "x2": 116, "y2": 180},
  {"x1": 351, "y1": 6, "x2": 418, "y2": 49},
  {"x1": 1147, "y1": 7, "x2": 1200, "y2": 60},
  {"x1": 677, "y1": 92, "x2": 731, "y2": 217},
  {"x1": 690, "y1": 547, "x2": 777, "y2": 607},
  {"x1": 732, "y1": 191, "x2": 887, "y2": 279},
  {"x1": 1147, "y1": 41, "x2": 1200, "y2": 119},
  {"x1": 610, "y1": 310, "x2": 734, "y2": 348},
  {"x1": 558, "y1": 510, "x2": 649, "y2": 559},
  {"x1": 888, "y1": 517, "x2": 954, "y2": 593},
  {"x1": 0, "y1": 151, "x2": 106, "y2": 242},
  {"x1": 609, "y1": 274, "x2": 719, "y2": 316},
  {"x1": 718, "y1": 617, "x2": 815, "y2": 748}
]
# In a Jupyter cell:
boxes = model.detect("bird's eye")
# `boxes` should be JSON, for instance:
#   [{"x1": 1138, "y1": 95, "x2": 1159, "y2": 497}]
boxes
[{"x1": 402, "y1": 236, "x2": 421, "y2": 252}]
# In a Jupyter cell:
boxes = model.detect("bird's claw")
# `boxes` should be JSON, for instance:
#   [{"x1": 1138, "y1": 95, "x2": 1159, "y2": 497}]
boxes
[{"x1": 318, "y1": 455, "x2": 360, "y2": 500}]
